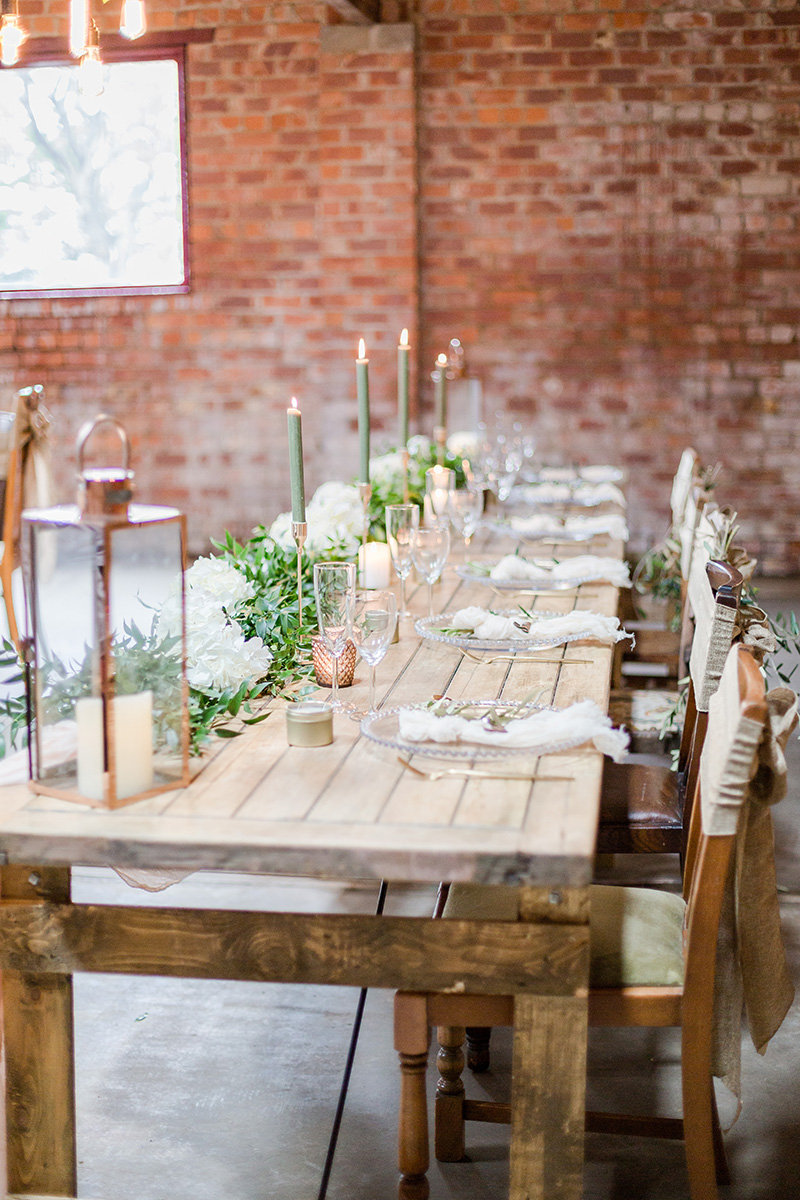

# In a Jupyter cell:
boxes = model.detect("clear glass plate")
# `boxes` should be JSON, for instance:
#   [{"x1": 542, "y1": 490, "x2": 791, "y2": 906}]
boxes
[
  {"x1": 456, "y1": 562, "x2": 598, "y2": 592},
  {"x1": 361, "y1": 700, "x2": 586, "y2": 760},
  {"x1": 415, "y1": 609, "x2": 591, "y2": 651}
]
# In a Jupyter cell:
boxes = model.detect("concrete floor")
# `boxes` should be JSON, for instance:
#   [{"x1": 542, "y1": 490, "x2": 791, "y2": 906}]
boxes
[{"x1": 26, "y1": 579, "x2": 800, "y2": 1198}]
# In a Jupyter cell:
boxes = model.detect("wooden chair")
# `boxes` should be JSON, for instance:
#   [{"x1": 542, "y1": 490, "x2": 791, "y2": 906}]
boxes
[
  {"x1": 597, "y1": 556, "x2": 742, "y2": 856},
  {"x1": 395, "y1": 644, "x2": 769, "y2": 1200},
  {"x1": 0, "y1": 385, "x2": 53, "y2": 647}
]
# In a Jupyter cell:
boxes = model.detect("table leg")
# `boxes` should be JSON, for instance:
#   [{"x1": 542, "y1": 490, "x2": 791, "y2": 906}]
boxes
[
  {"x1": 1, "y1": 865, "x2": 77, "y2": 1197},
  {"x1": 509, "y1": 992, "x2": 588, "y2": 1200}
]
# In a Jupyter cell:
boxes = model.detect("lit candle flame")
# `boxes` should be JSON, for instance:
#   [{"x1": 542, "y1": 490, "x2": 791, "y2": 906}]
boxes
[
  {"x1": 400, "y1": 328, "x2": 409, "y2": 347},
  {"x1": 436, "y1": 353, "x2": 448, "y2": 366},
  {"x1": 290, "y1": 396, "x2": 299, "y2": 410},
  {"x1": 358, "y1": 338, "x2": 367, "y2": 360}
]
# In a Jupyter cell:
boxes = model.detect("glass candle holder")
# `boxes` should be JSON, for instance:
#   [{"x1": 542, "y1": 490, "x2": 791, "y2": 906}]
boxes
[
  {"x1": 311, "y1": 636, "x2": 356, "y2": 688},
  {"x1": 425, "y1": 466, "x2": 454, "y2": 528}
]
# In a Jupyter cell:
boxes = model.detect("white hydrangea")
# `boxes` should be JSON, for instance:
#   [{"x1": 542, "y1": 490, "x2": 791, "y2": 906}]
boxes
[
  {"x1": 407, "y1": 434, "x2": 433, "y2": 458},
  {"x1": 158, "y1": 556, "x2": 273, "y2": 695},
  {"x1": 369, "y1": 450, "x2": 405, "y2": 488},
  {"x1": 447, "y1": 429, "x2": 479, "y2": 459},
  {"x1": 269, "y1": 480, "x2": 362, "y2": 558}
]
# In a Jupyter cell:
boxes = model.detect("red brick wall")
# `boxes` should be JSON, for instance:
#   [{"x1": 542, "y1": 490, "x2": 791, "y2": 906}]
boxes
[{"x1": 1, "y1": 1, "x2": 799, "y2": 571}]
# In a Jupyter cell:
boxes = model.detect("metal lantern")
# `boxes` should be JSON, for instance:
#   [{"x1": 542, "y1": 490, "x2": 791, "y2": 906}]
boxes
[{"x1": 21, "y1": 414, "x2": 189, "y2": 809}]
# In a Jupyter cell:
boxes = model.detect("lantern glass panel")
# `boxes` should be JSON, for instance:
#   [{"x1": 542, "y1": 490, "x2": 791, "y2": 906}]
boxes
[{"x1": 24, "y1": 504, "x2": 186, "y2": 805}]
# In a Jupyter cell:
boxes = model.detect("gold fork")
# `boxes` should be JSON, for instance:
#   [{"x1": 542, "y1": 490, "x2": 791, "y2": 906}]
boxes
[
  {"x1": 460, "y1": 649, "x2": 592, "y2": 666},
  {"x1": 397, "y1": 756, "x2": 572, "y2": 783}
]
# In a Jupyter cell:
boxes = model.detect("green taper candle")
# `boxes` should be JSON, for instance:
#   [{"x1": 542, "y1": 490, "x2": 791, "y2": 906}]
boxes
[
  {"x1": 434, "y1": 352, "x2": 448, "y2": 431},
  {"x1": 357, "y1": 337, "x2": 370, "y2": 483},
  {"x1": 398, "y1": 328, "x2": 410, "y2": 446},
  {"x1": 287, "y1": 396, "x2": 306, "y2": 522}
]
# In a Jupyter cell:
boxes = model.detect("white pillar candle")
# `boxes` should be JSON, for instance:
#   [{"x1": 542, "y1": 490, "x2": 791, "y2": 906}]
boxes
[
  {"x1": 76, "y1": 690, "x2": 155, "y2": 802},
  {"x1": 357, "y1": 541, "x2": 392, "y2": 589}
]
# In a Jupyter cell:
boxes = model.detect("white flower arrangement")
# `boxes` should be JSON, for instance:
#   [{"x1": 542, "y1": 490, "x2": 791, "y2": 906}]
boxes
[
  {"x1": 159, "y1": 557, "x2": 274, "y2": 695},
  {"x1": 446, "y1": 429, "x2": 480, "y2": 459},
  {"x1": 269, "y1": 479, "x2": 363, "y2": 558}
]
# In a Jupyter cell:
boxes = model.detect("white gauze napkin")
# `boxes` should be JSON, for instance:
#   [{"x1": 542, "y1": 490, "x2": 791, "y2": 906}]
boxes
[
  {"x1": 448, "y1": 605, "x2": 633, "y2": 643},
  {"x1": 398, "y1": 699, "x2": 629, "y2": 761},
  {"x1": 489, "y1": 554, "x2": 631, "y2": 588},
  {"x1": 521, "y1": 482, "x2": 626, "y2": 507},
  {"x1": 509, "y1": 513, "x2": 629, "y2": 541}
]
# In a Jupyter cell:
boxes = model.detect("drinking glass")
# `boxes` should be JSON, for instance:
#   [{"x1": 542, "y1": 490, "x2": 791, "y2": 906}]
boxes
[
  {"x1": 313, "y1": 561, "x2": 356, "y2": 710},
  {"x1": 385, "y1": 503, "x2": 419, "y2": 618},
  {"x1": 447, "y1": 487, "x2": 483, "y2": 559},
  {"x1": 411, "y1": 526, "x2": 450, "y2": 617},
  {"x1": 425, "y1": 465, "x2": 455, "y2": 528},
  {"x1": 351, "y1": 589, "x2": 398, "y2": 715}
]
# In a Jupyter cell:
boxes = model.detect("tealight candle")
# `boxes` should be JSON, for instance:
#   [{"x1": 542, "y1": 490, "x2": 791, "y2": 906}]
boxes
[{"x1": 286, "y1": 701, "x2": 334, "y2": 748}]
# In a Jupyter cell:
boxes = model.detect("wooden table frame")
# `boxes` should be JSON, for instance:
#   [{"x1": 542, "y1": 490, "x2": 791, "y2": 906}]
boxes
[{"x1": 0, "y1": 530, "x2": 621, "y2": 1200}]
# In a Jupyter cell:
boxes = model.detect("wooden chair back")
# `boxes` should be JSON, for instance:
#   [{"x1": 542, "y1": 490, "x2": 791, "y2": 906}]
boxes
[
  {"x1": 670, "y1": 447, "x2": 698, "y2": 530},
  {"x1": 0, "y1": 386, "x2": 53, "y2": 647},
  {"x1": 682, "y1": 644, "x2": 766, "y2": 954}
]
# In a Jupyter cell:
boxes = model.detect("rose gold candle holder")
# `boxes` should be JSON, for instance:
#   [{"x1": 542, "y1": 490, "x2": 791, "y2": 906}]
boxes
[
  {"x1": 312, "y1": 636, "x2": 356, "y2": 688},
  {"x1": 401, "y1": 446, "x2": 410, "y2": 504},
  {"x1": 292, "y1": 520, "x2": 307, "y2": 626},
  {"x1": 358, "y1": 480, "x2": 372, "y2": 587},
  {"x1": 434, "y1": 425, "x2": 446, "y2": 466}
]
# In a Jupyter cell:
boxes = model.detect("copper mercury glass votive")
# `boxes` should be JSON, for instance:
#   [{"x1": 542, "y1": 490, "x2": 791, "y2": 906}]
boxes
[{"x1": 311, "y1": 636, "x2": 356, "y2": 688}]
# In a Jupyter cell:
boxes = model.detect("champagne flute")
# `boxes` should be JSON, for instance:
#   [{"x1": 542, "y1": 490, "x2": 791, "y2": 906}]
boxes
[
  {"x1": 448, "y1": 487, "x2": 483, "y2": 559},
  {"x1": 313, "y1": 561, "x2": 356, "y2": 711},
  {"x1": 351, "y1": 589, "x2": 397, "y2": 715},
  {"x1": 411, "y1": 526, "x2": 450, "y2": 617},
  {"x1": 385, "y1": 503, "x2": 419, "y2": 618}
]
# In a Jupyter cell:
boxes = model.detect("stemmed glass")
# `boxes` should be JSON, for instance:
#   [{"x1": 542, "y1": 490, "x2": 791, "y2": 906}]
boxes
[
  {"x1": 411, "y1": 526, "x2": 450, "y2": 617},
  {"x1": 447, "y1": 487, "x2": 483, "y2": 559},
  {"x1": 313, "y1": 561, "x2": 356, "y2": 710},
  {"x1": 351, "y1": 589, "x2": 398, "y2": 715},
  {"x1": 385, "y1": 503, "x2": 419, "y2": 618}
]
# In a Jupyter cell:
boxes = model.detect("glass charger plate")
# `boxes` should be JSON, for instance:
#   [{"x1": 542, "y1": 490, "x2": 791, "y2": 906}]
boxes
[
  {"x1": 456, "y1": 562, "x2": 598, "y2": 592},
  {"x1": 361, "y1": 700, "x2": 584, "y2": 760},
  {"x1": 415, "y1": 609, "x2": 590, "y2": 651}
]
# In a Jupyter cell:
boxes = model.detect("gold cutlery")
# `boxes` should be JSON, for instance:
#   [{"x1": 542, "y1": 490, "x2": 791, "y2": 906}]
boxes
[
  {"x1": 397, "y1": 756, "x2": 572, "y2": 783},
  {"x1": 459, "y1": 649, "x2": 592, "y2": 666}
]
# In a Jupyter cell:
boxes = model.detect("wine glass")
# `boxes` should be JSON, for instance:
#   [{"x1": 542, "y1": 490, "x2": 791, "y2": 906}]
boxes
[
  {"x1": 411, "y1": 526, "x2": 450, "y2": 617},
  {"x1": 313, "y1": 561, "x2": 356, "y2": 710},
  {"x1": 351, "y1": 590, "x2": 398, "y2": 715},
  {"x1": 385, "y1": 503, "x2": 419, "y2": 618},
  {"x1": 447, "y1": 487, "x2": 483, "y2": 559}
]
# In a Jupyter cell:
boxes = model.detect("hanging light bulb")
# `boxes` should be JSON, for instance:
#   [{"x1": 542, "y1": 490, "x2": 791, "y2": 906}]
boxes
[
  {"x1": 69, "y1": 0, "x2": 89, "y2": 56},
  {"x1": 0, "y1": 0, "x2": 27, "y2": 66},
  {"x1": 119, "y1": 0, "x2": 146, "y2": 40},
  {"x1": 79, "y1": 20, "x2": 104, "y2": 97}
]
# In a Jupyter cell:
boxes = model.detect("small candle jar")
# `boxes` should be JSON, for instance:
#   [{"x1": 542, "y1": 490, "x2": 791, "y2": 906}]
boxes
[{"x1": 286, "y1": 701, "x2": 334, "y2": 747}]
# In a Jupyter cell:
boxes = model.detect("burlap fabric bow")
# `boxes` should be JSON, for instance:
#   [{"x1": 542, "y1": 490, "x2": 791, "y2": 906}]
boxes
[{"x1": 712, "y1": 687, "x2": 798, "y2": 1102}]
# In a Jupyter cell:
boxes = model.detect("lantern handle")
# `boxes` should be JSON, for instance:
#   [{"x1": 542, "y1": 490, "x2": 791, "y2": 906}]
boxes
[{"x1": 76, "y1": 413, "x2": 131, "y2": 475}]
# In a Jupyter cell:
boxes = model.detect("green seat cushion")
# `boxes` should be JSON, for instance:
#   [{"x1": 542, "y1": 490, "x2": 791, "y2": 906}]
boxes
[{"x1": 443, "y1": 882, "x2": 685, "y2": 989}]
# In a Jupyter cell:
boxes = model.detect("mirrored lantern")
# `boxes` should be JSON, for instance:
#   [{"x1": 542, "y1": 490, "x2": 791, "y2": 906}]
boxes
[{"x1": 21, "y1": 414, "x2": 189, "y2": 809}]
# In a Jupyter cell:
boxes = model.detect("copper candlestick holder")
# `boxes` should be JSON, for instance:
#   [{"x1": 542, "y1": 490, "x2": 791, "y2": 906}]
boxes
[
  {"x1": 434, "y1": 425, "x2": 446, "y2": 466},
  {"x1": 292, "y1": 520, "x2": 307, "y2": 626},
  {"x1": 401, "y1": 447, "x2": 410, "y2": 504},
  {"x1": 358, "y1": 480, "x2": 372, "y2": 587}
]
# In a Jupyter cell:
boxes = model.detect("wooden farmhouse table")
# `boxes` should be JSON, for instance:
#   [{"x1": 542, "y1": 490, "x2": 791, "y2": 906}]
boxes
[{"x1": 0, "y1": 519, "x2": 624, "y2": 1200}]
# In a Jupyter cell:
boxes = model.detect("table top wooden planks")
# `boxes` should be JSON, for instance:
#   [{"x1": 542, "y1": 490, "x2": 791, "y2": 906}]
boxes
[{"x1": 0, "y1": 525, "x2": 625, "y2": 888}]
